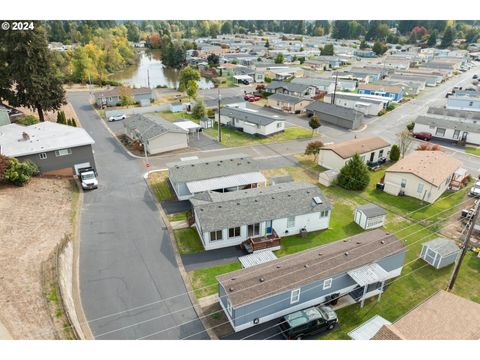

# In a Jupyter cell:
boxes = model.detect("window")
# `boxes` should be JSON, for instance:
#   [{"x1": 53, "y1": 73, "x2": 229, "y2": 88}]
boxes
[
  {"x1": 39, "y1": 153, "x2": 47, "y2": 160},
  {"x1": 287, "y1": 216, "x2": 295, "y2": 228},
  {"x1": 277, "y1": 122, "x2": 282, "y2": 128},
  {"x1": 453, "y1": 130, "x2": 460, "y2": 139},
  {"x1": 417, "y1": 183, "x2": 424, "y2": 193},
  {"x1": 323, "y1": 278, "x2": 332, "y2": 290},
  {"x1": 379, "y1": 149, "x2": 384, "y2": 158},
  {"x1": 401, "y1": 178, "x2": 407, "y2": 188},
  {"x1": 320, "y1": 210, "x2": 329, "y2": 218},
  {"x1": 290, "y1": 288, "x2": 301, "y2": 304},
  {"x1": 55, "y1": 148, "x2": 72, "y2": 157},
  {"x1": 469, "y1": 101, "x2": 474, "y2": 107},
  {"x1": 226, "y1": 299, "x2": 233, "y2": 315},
  {"x1": 228, "y1": 227, "x2": 241, "y2": 238},
  {"x1": 247, "y1": 223, "x2": 260, "y2": 237},
  {"x1": 210, "y1": 230, "x2": 223, "y2": 241},
  {"x1": 435, "y1": 128, "x2": 446, "y2": 137}
]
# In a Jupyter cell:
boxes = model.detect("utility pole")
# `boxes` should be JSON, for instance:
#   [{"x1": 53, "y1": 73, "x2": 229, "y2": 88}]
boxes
[
  {"x1": 331, "y1": 71, "x2": 338, "y2": 105},
  {"x1": 147, "y1": 68, "x2": 151, "y2": 88},
  {"x1": 217, "y1": 87, "x2": 222, "y2": 143},
  {"x1": 447, "y1": 200, "x2": 480, "y2": 291}
]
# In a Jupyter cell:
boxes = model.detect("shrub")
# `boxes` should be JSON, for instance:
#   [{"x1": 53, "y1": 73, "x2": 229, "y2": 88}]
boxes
[
  {"x1": 337, "y1": 154, "x2": 370, "y2": 191},
  {"x1": 406, "y1": 121, "x2": 415, "y2": 131},
  {"x1": 386, "y1": 104, "x2": 396, "y2": 111},
  {"x1": 0, "y1": 154, "x2": 10, "y2": 182},
  {"x1": 390, "y1": 144, "x2": 400, "y2": 161},
  {"x1": 57, "y1": 111, "x2": 67, "y2": 124},
  {"x1": 191, "y1": 102, "x2": 206, "y2": 120},
  {"x1": 207, "y1": 108, "x2": 216, "y2": 118},
  {"x1": 17, "y1": 115, "x2": 39, "y2": 126},
  {"x1": 377, "y1": 109, "x2": 387, "y2": 116},
  {"x1": 3, "y1": 158, "x2": 39, "y2": 186}
]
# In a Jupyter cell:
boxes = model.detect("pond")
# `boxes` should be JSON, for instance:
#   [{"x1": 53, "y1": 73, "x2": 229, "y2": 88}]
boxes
[{"x1": 110, "y1": 50, "x2": 214, "y2": 90}]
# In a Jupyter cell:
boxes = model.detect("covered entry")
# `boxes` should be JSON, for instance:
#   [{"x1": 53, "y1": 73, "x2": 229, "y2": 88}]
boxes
[{"x1": 347, "y1": 263, "x2": 390, "y2": 307}]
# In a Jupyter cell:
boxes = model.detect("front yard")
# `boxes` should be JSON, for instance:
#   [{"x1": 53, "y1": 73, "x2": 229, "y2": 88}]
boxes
[
  {"x1": 173, "y1": 228, "x2": 204, "y2": 255},
  {"x1": 148, "y1": 171, "x2": 174, "y2": 202}
]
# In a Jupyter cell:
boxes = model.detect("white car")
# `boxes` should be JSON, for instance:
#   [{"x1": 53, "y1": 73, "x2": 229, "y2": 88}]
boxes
[
  {"x1": 108, "y1": 114, "x2": 126, "y2": 122},
  {"x1": 470, "y1": 181, "x2": 480, "y2": 197}
]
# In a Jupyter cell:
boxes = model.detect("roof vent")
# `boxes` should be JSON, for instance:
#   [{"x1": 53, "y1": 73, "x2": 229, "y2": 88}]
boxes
[
  {"x1": 356, "y1": 241, "x2": 362, "y2": 245},
  {"x1": 344, "y1": 251, "x2": 349, "y2": 256},
  {"x1": 318, "y1": 253, "x2": 323, "y2": 256},
  {"x1": 276, "y1": 265, "x2": 281, "y2": 269},
  {"x1": 304, "y1": 264, "x2": 309, "y2": 268},
  {"x1": 218, "y1": 205, "x2": 222, "y2": 208},
  {"x1": 231, "y1": 277, "x2": 236, "y2": 281},
  {"x1": 229, "y1": 287, "x2": 234, "y2": 292},
  {"x1": 313, "y1": 196, "x2": 323, "y2": 205},
  {"x1": 21, "y1": 132, "x2": 30, "y2": 141},
  {"x1": 259, "y1": 277, "x2": 265, "y2": 282},
  {"x1": 217, "y1": 164, "x2": 221, "y2": 166},
  {"x1": 380, "y1": 240, "x2": 385, "y2": 244}
]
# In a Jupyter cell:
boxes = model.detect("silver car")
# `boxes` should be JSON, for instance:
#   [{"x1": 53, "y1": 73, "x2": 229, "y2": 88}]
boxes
[{"x1": 108, "y1": 114, "x2": 127, "y2": 122}]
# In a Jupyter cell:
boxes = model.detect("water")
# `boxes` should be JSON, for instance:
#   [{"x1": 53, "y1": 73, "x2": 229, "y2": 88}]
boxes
[{"x1": 110, "y1": 50, "x2": 214, "y2": 90}]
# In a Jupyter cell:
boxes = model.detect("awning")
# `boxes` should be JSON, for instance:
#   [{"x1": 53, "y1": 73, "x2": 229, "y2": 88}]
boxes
[
  {"x1": 186, "y1": 172, "x2": 266, "y2": 194},
  {"x1": 173, "y1": 120, "x2": 202, "y2": 132},
  {"x1": 347, "y1": 263, "x2": 390, "y2": 286},
  {"x1": 239, "y1": 250, "x2": 277, "y2": 268},
  {"x1": 348, "y1": 315, "x2": 391, "y2": 340}
]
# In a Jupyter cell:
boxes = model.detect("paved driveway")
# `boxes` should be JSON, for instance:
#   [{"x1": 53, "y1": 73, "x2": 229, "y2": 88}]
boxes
[{"x1": 68, "y1": 92, "x2": 207, "y2": 340}]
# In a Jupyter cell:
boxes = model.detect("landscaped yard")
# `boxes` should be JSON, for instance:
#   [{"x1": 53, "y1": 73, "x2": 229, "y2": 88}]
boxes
[
  {"x1": 173, "y1": 228, "x2": 204, "y2": 255},
  {"x1": 465, "y1": 146, "x2": 480, "y2": 157},
  {"x1": 148, "y1": 171, "x2": 174, "y2": 201},
  {"x1": 167, "y1": 212, "x2": 188, "y2": 222},
  {"x1": 189, "y1": 261, "x2": 242, "y2": 299}
]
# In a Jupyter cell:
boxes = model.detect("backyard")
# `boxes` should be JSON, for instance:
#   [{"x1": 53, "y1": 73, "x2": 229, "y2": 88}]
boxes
[{"x1": 147, "y1": 171, "x2": 174, "y2": 202}]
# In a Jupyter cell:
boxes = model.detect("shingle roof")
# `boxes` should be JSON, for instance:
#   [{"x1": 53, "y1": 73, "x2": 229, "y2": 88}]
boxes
[
  {"x1": 220, "y1": 107, "x2": 284, "y2": 126},
  {"x1": 422, "y1": 238, "x2": 460, "y2": 257},
  {"x1": 427, "y1": 106, "x2": 480, "y2": 121},
  {"x1": 268, "y1": 93, "x2": 310, "y2": 104},
  {"x1": 385, "y1": 151, "x2": 462, "y2": 187},
  {"x1": 0, "y1": 122, "x2": 94, "y2": 157},
  {"x1": 356, "y1": 203, "x2": 387, "y2": 218},
  {"x1": 204, "y1": 96, "x2": 245, "y2": 108},
  {"x1": 358, "y1": 83, "x2": 403, "y2": 93},
  {"x1": 167, "y1": 153, "x2": 259, "y2": 183},
  {"x1": 123, "y1": 114, "x2": 187, "y2": 140},
  {"x1": 321, "y1": 136, "x2": 390, "y2": 159},
  {"x1": 94, "y1": 86, "x2": 152, "y2": 98},
  {"x1": 416, "y1": 115, "x2": 480, "y2": 133},
  {"x1": 306, "y1": 101, "x2": 363, "y2": 122},
  {"x1": 191, "y1": 182, "x2": 331, "y2": 233},
  {"x1": 217, "y1": 229, "x2": 405, "y2": 307},
  {"x1": 372, "y1": 291, "x2": 480, "y2": 340},
  {"x1": 266, "y1": 81, "x2": 311, "y2": 93}
]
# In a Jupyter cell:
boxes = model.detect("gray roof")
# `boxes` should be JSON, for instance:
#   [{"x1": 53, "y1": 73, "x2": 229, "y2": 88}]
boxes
[
  {"x1": 356, "y1": 203, "x2": 387, "y2": 218},
  {"x1": 269, "y1": 175, "x2": 294, "y2": 185},
  {"x1": 217, "y1": 229, "x2": 405, "y2": 307},
  {"x1": 123, "y1": 114, "x2": 187, "y2": 140},
  {"x1": 204, "y1": 96, "x2": 245, "y2": 108},
  {"x1": 167, "y1": 153, "x2": 259, "y2": 183},
  {"x1": 427, "y1": 107, "x2": 480, "y2": 121},
  {"x1": 291, "y1": 77, "x2": 334, "y2": 88},
  {"x1": 422, "y1": 238, "x2": 460, "y2": 257},
  {"x1": 415, "y1": 116, "x2": 480, "y2": 133},
  {"x1": 191, "y1": 182, "x2": 331, "y2": 232},
  {"x1": 306, "y1": 101, "x2": 362, "y2": 122},
  {"x1": 266, "y1": 81, "x2": 312, "y2": 93},
  {"x1": 268, "y1": 93, "x2": 310, "y2": 104},
  {"x1": 329, "y1": 92, "x2": 386, "y2": 105},
  {"x1": 0, "y1": 110, "x2": 10, "y2": 126},
  {"x1": 220, "y1": 107, "x2": 284, "y2": 126}
]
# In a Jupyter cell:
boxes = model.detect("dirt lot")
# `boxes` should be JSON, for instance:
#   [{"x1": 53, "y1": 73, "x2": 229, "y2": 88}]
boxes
[
  {"x1": 14, "y1": 102, "x2": 80, "y2": 125},
  {"x1": 0, "y1": 177, "x2": 76, "y2": 339}
]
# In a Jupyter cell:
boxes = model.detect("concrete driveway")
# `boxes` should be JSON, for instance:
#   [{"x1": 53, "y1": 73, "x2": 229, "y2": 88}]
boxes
[{"x1": 68, "y1": 92, "x2": 208, "y2": 340}]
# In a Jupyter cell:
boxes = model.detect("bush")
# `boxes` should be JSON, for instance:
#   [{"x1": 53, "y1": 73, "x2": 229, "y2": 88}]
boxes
[
  {"x1": 390, "y1": 144, "x2": 400, "y2": 161},
  {"x1": 57, "y1": 111, "x2": 67, "y2": 124},
  {"x1": 192, "y1": 102, "x2": 206, "y2": 120},
  {"x1": 386, "y1": 104, "x2": 396, "y2": 111},
  {"x1": 17, "y1": 115, "x2": 39, "y2": 126},
  {"x1": 337, "y1": 153, "x2": 370, "y2": 191},
  {"x1": 207, "y1": 108, "x2": 216, "y2": 118},
  {"x1": 3, "y1": 158, "x2": 39, "y2": 186},
  {"x1": 406, "y1": 121, "x2": 415, "y2": 131},
  {"x1": 377, "y1": 109, "x2": 387, "y2": 116}
]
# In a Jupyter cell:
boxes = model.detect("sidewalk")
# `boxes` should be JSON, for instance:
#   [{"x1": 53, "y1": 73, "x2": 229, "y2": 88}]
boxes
[{"x1": 0, "y1": 320, "x2": 12, "y2": 340}]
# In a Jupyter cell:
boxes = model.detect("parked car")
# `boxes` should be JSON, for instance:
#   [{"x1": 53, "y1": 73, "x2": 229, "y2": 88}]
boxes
[
  {"x1": 244, "y1": 94, "x2": 261, "y2": 102},
  {"x1": 279, "y1": 306, "x2": 338, "y2": 340},
  {"x1": 413, "y1": 132, "x2": 432, "y2": 141},
  {"x1": 473, "y1": 75, "x2": 478, "y2": 79},
  {"x1": 78, "y1": 167, "x2": 98, "y2": 190},
  {"x1": 108, "y1": 114, "x2": 127, "y2": 122},
  {"x1": 469, "y1": 181, "x2": 480, "y2": 197}
]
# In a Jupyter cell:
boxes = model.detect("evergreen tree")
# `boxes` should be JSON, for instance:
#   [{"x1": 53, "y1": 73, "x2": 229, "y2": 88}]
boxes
[
  {"x1": 57, "y1": 111, "x2": 67, "y2": 124},
  {"x1": 427, "y1": 31, "x2": 437, "y2": 47},
  {"x1": 0, "y1": 22, "x2": 66, "y2": 122},
  {"x1": 308, "y1": 115, "x2": 321, "y2": 136},
  {"x1": 337, "y1": 153, "x2": 370, "y2": 191},
  {"x1": 440, "y1": 26, "x2": 455, "y2": 48},
  {"x1": 274, "y1": 53, "x2": 284, "y2": 64},
  {"x1": 390, "y1": 144, "x2": 400, "y2": 161}
]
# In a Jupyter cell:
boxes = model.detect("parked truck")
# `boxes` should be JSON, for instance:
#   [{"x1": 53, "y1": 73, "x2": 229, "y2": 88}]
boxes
[{"x1": 78, "y1": 167, "x2": 98, "y2": 190}]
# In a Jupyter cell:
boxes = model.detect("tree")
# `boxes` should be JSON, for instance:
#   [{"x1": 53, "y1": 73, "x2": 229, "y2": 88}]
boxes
[
  {"x1": 0, "y1": 22, "x2": 66, "y2": 122},
  {"x1": 389, "y1": 144, "x2": 400, "y2": 161},
  {"x1": 191, "y1": 102, "x2": 206, "y2": 120},
  {"x1": 337, "y1": 153, "x2": 370, "y2": 191},
  {"x1": 397, "y1": 130, "x2": 413, "y2": 158},
  {"x1": 427, "y1": 31, "x2": 438, "y2": 47},
  {"x1": 440, "y1": 26, "x2": 455, "y2": 48},
  {"x1": 308, "y1": 115, "x2": 321, "y2": 136},
  {"x1": 274, "y1": 53, "x2": 284, "y2": 64},
  {"x1": 264, "y1": 39, "x2": 270, "y2": 48},
  {"x1": 57, "y1": 111, "x2": 67, "y2": 124},
  {"x1": 304, "y1": 141, "x2": 323, "y2": 161},
  {"x1": 3, "y1": 158, "x2": 39, "y2": 186},
  {"x1": 221, "y1": 21, "x2": 233, "y2": 34},
  {"x1": 360, "y1": 40, "x2": 368, "y2": 49},
  {"x1": 416, "y1": 143, "x2": 441, "y2": 151},
  {"x1": 406, "y1": 121, "x2": 415, "y2": 131},
  {"x1": 178, "y1": 66, "x2": 200, "y2": 99},
  {"x1": 372, "y1": 42, "x2": 387, "y2": 56},
  {"x1": 119, "y1": 86, "x2": 135, "y2": 106},
  {"x1": 126, "y1": 22, "x2": 141, "y2": 42},
  {"x1": 0, "y1": 155, "x2": 10, "y2": 183},
  {"x1": 207, "y1": 54, "x2": 220, "y2": 67},
  {"x1": 321, "y1": 44, "x2": 334, "y2": 56}
]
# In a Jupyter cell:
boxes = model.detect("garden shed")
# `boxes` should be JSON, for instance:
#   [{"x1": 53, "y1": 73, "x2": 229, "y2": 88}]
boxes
[
  {"x1": 318, "y1": 169, "x2": 339, "y2": 187},
  {"x1": 354, "y1": 204, "x2": 387, "y2": 230},
  {"x1": 420, "y1": 238, "x2": 461, "y2": 269}
]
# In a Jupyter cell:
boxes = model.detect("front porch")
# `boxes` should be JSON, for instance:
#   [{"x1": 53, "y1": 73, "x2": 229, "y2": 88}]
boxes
[{"x1": 242, "y1": 229, "x2": 281, "y2": 254}]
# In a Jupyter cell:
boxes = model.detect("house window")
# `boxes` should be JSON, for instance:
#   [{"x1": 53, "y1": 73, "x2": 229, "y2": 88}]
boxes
[
  {"x1": 55, "y1": 148, "x2": 72, "y2": 157},
  {"x1": 39, "y1": 153, "x2": 47, "y2": 160},
  {"x1": 453, "y1": 130, "x2": 460, "y2": 139},
  {"x1": 226, "y1": 299, "x2": 233, "y2": 315},
  {"x1": 320, "y1": 210, "x2": 329, "y2": 218},
  {"x1": 277, "y1": 122, "x2": 282, "y2": 128},
  {"x1": 287, "y1": 216, "x2": 296, "y2": 228},
  {"x1": 379, "y1": 149, "x2": 384, "y2": 158},
  {"x1": 323, "y1": 278, "x2": 333, "y2": 290},
  {"x1": 469, "y1": 101, "x2": 474, "y2": 107},
  {"x1": 210, "y1": 230, "x2": 223, "y2": 241},
  {"x1": 228, "y1": 227, "x2": 241, "y2": 238},
  {"x1": 401, "y1": 178, "x2": 407, "y2": 188},
  {"x1": 417, "y1": 183, "x2": 424, "y2": 193},
  {"x1": 247, "y1": 223, "x2": 260, "y2": 237},
  {"x1": 435, "y1": 128, "x2": 446, "y2": 137},
  {"x1": 290, "y1": 288, "x2": 301, "y2": 304}
]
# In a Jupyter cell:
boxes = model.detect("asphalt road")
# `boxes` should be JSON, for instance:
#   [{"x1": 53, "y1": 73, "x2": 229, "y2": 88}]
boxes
[{"x1": 69, "y1": 92, "x2": 208, "y2": 340}]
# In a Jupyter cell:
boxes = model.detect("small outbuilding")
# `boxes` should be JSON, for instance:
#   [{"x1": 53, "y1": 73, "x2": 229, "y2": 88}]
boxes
[
  {"x1": 200, "y1": 117, "x2": 213, "y2": 129},
  {"x1": 269, "y1": 175, "x2": 294, "y2": 185},
  {"x1": 354, "y1": 204, "x2": 387, "y2": 230},
  {"x1": 318, "y1": 169, "x2": 339, "y2": 187},
  {"x1": 420, "y1": 238, "x2": 461, "y2": 269}
]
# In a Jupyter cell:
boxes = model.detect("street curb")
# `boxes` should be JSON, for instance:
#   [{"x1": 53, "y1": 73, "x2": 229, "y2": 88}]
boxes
[
  {"x1": 143, "y1": 172, "x2": 217, "y2": 340},
  {"x1": 71, "y1": 179, "x2": 95, "y2": 340}
]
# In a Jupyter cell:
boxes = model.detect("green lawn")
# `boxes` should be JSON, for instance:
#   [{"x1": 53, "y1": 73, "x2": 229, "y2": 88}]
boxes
[
  {"x1": 465, "y1": 146, "x2": 480, "y2": 156},
  {"x1": 167, "y1": 212, "x2": 188, "y2": 222},
  {"x1": 189, "y1": 261, "x2": 243, "y2": 298},
  {"x1": 173, "y1": 228, "x2": 204, "y2": 255},
  {"x1": 157, "y1": 111, "x2": 196, "y2": 122},
  {"x1": 148, "y1": 171, "x2": 174, "y2": 201}
]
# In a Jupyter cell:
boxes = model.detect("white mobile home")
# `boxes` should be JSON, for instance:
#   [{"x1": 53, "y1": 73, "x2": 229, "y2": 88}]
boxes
[{"x1": 219, "y1": 107, "x2": 285, "y2": 136}]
